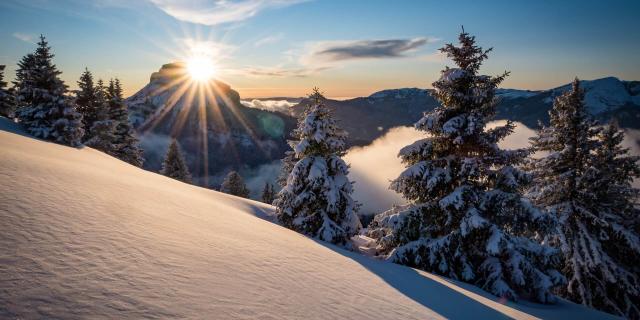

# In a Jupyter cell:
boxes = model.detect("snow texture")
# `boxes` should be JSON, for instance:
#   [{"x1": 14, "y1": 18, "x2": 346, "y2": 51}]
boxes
[{"x1": 0, "y1": 117, "x2": 616, "y2": 319}]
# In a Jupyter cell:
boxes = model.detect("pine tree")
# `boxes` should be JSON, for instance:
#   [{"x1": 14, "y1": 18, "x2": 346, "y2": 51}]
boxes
[
  {"x1": 261, "y1": 182, "x2": 276, "y2": 204},
  {"x1": 85, "y1": 79, "x2": 117, "y2": 154},
  {"x1": 220, "y1": 171, "x2": 250, "y2": 198},
  {"x1": 367, "y1": 30, "x2": 563, "y2": 303},
  {"x1": 529, "y1": 86, "x2": 640, "y2": 318},
  {"x1": 14, "y1": 35, "x2": 83, "y2": 146},
  {"x1": 0, "y1": 65, "x2": 17, "y2": 118},
  {"x1": 160, "y1": 139, "x2": 192, "y2": 183},
  {"x1": 107, "y1": 78, "x2": 144, "y2": 166},
  {"x1": 274, "y1": 88, "x2": 361, "y2": 245},
  {"x1": 76, "y1": 68, "x2": 99, "y2": 142}
]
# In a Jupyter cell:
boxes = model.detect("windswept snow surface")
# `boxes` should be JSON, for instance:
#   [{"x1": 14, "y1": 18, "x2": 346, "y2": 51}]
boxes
[{"x1": 0, "y1": 118, "x2": 615, "y2": 319}]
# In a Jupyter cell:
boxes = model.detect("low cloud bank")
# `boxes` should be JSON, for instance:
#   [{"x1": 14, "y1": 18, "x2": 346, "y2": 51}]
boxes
[
  {"x1": 241, "y1": 99, "x2": 296, "y2": 114},
  {"x1": 240, "y1": 121, "x2": 640, "y2": 211},
  {"x1": 345, "y1": 121, "x2": 537, "y2": 215}
]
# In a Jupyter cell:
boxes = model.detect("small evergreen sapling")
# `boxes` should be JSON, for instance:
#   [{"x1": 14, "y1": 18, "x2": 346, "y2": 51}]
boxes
[
  {"x1": 274, "y1": 88, "x2": 361, "y2": 245},
  {"x1": 160, "y1": 139, "x2": 192, "y2": 183},
  {"x1": 261, "y1": 182, "x2": 276, "y2": 204},
  {"x1": 220, "y1": 171, "x2": 250, "y2": 198},
  {"x1": 368, "y1": 30, "x2": 563, "y2": 303}
]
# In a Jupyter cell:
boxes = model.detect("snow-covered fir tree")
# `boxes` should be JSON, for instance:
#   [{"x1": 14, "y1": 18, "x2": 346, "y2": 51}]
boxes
[
  {"x1": 592, "y1": 120, "x2": 640, "y2": 222},
  {"x1": 75, "y1": 68, "x2": 99, "y2": 142},
  {"x1": 160, "y1": 139, "x2": 192, "y2": 183},
  {"x1": 274, "y1": 88, "x2": 361, "y2": 245},
  {"x1": 85, "y1": 79, "x2": 117, "y2": 154},
  {"x1": 277, "y1": 150, "x2": 296, "y2": 188},
  {"x1": 0, "y1": 65, "x2": 17, "y2": 118},
  {"x1": 529, "y1": 82, "x2": 640, "y2": 318},
  {"x1": 261, "y1": 182, "x2": 276, "y2": 204},
  {"x1": 14, "y1": 35, "x2": 83, "y2": 146},
  {"x1": 220, "y1": 171, "x2": 249, "y2": 198},
  {"x1": 107, "y1": 78, "x2": 144, "y2": 167},
  {"x1": 367, "y1": 31, "x2": 563, "y2": 303}
]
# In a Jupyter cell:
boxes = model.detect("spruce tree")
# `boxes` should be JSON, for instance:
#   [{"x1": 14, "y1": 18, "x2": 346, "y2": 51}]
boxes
[
  {"x1": 261, "y1": 182, "x2": 275, "y2": 204},
  {"x1": 277, "y1": 150, "x2": 296, "y2": 188},
  {"x1": 107, "y1": 78, "x2": 144, "y2": 166},
  {"x1": 85, "y1": 79, "x2": 117, "y2": 154},
  {"x1": 76, "y1": 68, "x2": 99, "y2": 142},
  {"x1": 274, "y1": 88, "x2": 361, "y2": 245},
  {"x1": 0, "y1": 65, "x2": 16, "y2": 118},
  {"x1": 367, "y1": 31, "x2": 563, "y2": 303},
  {"x1": 160, "y1": 139, "x2": 192, "y2": 183},
  {"x1": 593, "y1": 121, "x2": 640, "y2": 218},
  {"x1": 14, "y1": 35, "x2": 83, "y2": 146},
  {"x1": 529, "y1": 85, "x2": 640, "y2": 318},
  {"x1": 220, "y1": 171, "x2": 250, "y2": 198}
]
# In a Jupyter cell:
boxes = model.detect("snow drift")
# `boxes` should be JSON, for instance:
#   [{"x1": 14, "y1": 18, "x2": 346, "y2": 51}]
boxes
[{"x1": 0, "y1": 118, "x2": 614, "y2": 319}]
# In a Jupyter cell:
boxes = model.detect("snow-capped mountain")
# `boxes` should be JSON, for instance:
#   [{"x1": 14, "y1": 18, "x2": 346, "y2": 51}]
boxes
[
  {"x1": 548, "y1": 77, "x2": 640, "y2": 114},
  {"x1": 0, "y1": 117, "x2": 615, "y2": 319},
  {"x1": 284, "y1": 77, "x2": 640, "y2": 147},
  {"x1": 126, "y1": 63, "x2": 296, "y2": 186}
]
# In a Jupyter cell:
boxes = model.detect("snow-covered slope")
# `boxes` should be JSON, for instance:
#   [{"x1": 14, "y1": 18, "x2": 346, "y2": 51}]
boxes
[{"x1": 0, "y1": 119, "x2": 615, "y2": 319}]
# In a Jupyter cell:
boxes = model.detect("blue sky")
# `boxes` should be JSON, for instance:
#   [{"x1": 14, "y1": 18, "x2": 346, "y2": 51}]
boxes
[{"x1": 1, "y1": 0, "x2": 639, "y2": 98}]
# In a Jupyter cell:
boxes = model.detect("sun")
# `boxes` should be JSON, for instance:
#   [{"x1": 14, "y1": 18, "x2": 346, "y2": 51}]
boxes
[{"x1": 187, "y1": 56, "x2": 216, "y2": 82}]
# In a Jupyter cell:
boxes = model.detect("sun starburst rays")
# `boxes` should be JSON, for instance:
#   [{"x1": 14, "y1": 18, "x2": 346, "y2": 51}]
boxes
[{"x1": 136, "y1": 27, "x2": 272, "y2": 186}]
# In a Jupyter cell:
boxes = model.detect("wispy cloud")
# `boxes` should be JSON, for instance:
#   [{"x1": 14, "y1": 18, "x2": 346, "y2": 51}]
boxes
[
  {"x1": 304, "y1": 37, "x2": 437, "y2": 64},
  {"x1": 12, "y1": 32, "x2": 36, "y2": 44},
  {"x1": 254, "y1": 33, "x2": 284, "y2": 47},
  {"x1": 241, "y1": 65, "x2": 331, "y2": 78},
  {"x1": 148, "y1": 0, "x2": 306, "y2": 25}
]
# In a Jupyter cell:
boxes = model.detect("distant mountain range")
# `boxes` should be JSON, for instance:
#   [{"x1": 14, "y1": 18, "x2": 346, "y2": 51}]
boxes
[
  {"x1": 126, "y1": 68, "x2": 639, "y2": 184},
  {"x1": 281, "y1": 77, "x2": 640, "y2": 146}
]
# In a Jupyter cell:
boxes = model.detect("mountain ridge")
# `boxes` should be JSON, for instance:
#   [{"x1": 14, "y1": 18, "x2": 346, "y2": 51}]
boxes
[{"x1": 281, "y1": 77, "x2": 640, "y2": 146}]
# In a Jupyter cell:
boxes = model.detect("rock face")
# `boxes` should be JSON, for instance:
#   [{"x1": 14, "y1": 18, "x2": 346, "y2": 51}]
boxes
[{"x1": 126, "y1": 63, "x2": 296, "y2": 186}]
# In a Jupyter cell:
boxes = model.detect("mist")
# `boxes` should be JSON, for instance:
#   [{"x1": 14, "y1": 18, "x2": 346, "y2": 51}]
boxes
[
  {"x1": 239, "y1": 120, "x2": 640, "y2": 210},
  {"x1": 345, "y1": 121, "x2": 537, "y2": 215},
  {"x1": 241, "y1": 99, "x2": 296, "y2": 114}
]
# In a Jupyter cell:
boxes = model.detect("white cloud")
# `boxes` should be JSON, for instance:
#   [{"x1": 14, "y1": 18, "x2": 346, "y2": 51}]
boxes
[
  {"x1": 149, "y1": 0, "x2": 306, "y2": 25},
  {"x1": 239, "y1": 65, "x2": 330, "y2": 78},
  {"x1": 241, "y1": 99, "x2": 296, "y2": 113},
  {"x1": 12, "y1": 32, "x2": 36, "y2": 44},
  {"x1": 254, "y1": 33, "x2": 284, "y2": 47},
  {"x1": 180, "y1": 38, "x2": 236, "y2": 60}
]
